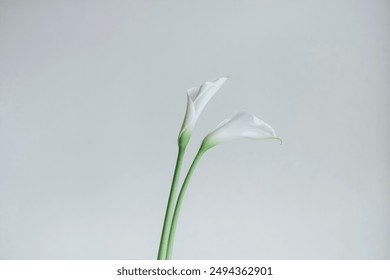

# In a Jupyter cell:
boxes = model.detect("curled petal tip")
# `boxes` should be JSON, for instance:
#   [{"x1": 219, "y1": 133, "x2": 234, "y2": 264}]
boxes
[{"x1": 274, "y1": 137, "x2": 283, "y2": 145}]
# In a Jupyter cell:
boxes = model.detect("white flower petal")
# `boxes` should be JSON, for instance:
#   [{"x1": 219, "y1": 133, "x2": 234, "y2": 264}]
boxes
[
  {"x1": 202, "y1": 112, "x2": 280, "y2": 149},
  {"x1": 191, "y1": 78, "x2": 227, "y2": 114},
  {"x1": 179, "y1": 77, "x2": 228, "y2": 141},
  {"x1": 187, "y1": 86, "x2": 200, "y2": 101},
  {"x1": 179, "y1": 94, "x2": 196, "y2": 138}
]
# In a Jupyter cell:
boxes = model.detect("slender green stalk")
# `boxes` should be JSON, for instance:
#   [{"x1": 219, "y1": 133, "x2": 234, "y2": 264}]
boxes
[
  {"x1": 166, "y1": 147, "x2": 206, "y2": 259},
  {"x1": 157, "y1": 146, "x2": 186, "y2": 259}
]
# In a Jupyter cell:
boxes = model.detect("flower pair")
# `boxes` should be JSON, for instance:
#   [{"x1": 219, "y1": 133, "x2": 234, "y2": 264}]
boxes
[
  {"x1": 157, "y1": 77, "x2": 280, "y2": 260},
  {"x1": 179, "y1": 77, "x2": 280, "y2": 150}
]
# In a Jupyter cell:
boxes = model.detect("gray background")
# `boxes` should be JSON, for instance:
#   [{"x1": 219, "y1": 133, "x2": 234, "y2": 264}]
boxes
[{"x1": 0, "y1": 0, "x2": 389, "y2": 259}]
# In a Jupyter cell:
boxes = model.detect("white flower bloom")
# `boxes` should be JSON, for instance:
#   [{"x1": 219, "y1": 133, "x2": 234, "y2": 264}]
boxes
[
  {"x1": 202, "y1": 111, "x2": 281, "y2": 150},
  {"x1": 179, "y1": 77, "x2": 229, "y2": 146}
]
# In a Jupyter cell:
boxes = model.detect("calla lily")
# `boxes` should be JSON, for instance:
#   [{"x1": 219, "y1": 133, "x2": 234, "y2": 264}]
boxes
[
  {"x1": 178, "y1": 76, "x2": 229, "y2": 147},
  {"x1": 201, "y1": 111, "x2": 281, "y2": 150},
  {"x1": 158, "y1": 76, "x2": 228, "y2": 260}
]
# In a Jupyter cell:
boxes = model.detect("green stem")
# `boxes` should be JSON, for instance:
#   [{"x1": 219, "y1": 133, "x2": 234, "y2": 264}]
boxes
[
  {"x1": 166, "y1": 147, "x2": 206, "y2": 259},
  {"x1": 157, "y1": 146, "x2": 186, "y2": 260}
]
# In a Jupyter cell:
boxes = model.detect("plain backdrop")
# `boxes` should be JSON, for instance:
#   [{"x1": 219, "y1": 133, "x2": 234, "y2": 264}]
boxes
[{"x1": 0, "y1": 0, "x2": 389, "y2": 259}]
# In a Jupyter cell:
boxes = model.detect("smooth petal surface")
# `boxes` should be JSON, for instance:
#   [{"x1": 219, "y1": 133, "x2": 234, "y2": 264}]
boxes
[
  {"x1": 179, "y1": 77, "x2": 228, "y2": 139},
  {"x1": 202, "y1": 111, "x2": 281, "y2": 149}
]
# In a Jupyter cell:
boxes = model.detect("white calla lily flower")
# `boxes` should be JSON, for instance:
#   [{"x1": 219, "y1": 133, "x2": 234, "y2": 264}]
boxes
[
  {"x1": 201, "y1": 111, "x2": 281, "y2": 150},
  {"x1": 178, "y1": 76, "x2": 229, "y2": 147},
  {"x1": 158, "y1": 76, "x2": 228, "y2": 260}
]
